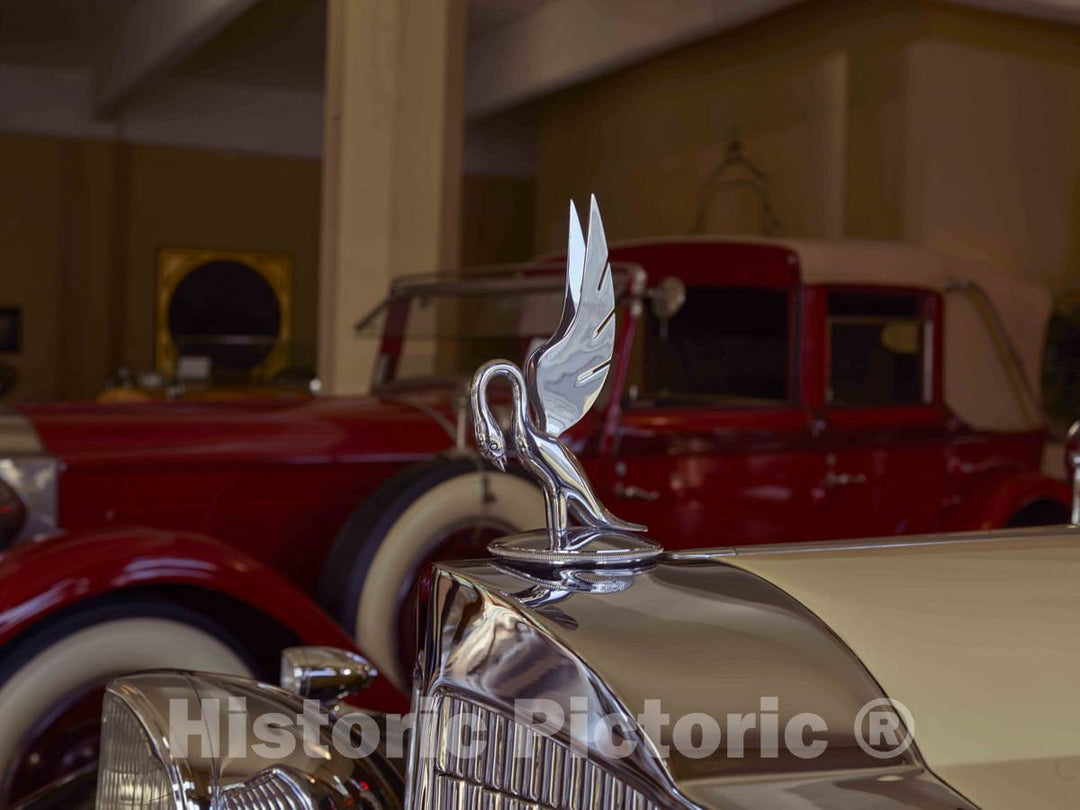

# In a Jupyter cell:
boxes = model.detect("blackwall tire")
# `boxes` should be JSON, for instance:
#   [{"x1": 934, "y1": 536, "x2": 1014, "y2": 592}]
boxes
[
  {"x1": 1005, "y1": 499, "x2": 1070, "y2": 527},
  {"x1": 319, "y1": 457, "x2": 544, "y2": 688},
  {"x1": 0, "y1": 601, "x2": 253, "y2": 803}
]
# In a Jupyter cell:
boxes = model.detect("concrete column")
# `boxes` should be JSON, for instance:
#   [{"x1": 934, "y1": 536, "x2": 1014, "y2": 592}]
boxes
[{"x1": 318, "y1": 0, "x2": 466, "y2": 394}]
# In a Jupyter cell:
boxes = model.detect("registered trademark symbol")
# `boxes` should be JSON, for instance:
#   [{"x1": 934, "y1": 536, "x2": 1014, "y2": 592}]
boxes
[{"x1": 854, "y1": 698, "x2": 915, "y2": 759}]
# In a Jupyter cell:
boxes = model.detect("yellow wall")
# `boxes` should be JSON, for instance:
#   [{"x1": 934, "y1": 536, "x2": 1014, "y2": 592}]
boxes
[
  {"x1": 0, "y1": 129, "x2": 534, "y2": 402},
  {"x1": 0, "y1": 128, "x2": 534, "y2": 402},
  {"x1": 533, "y1": 0, "x2": 1080, "y2": 295},
  {"x1": 122, "y1": 144, "x2": 323, "y2": 375},
  {"x1": 0, "y1": 133, "x2": 323, "y2": 402}
]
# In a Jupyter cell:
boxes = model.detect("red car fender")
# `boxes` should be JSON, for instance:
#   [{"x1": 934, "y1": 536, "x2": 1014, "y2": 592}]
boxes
[
  {"x1": 945, "y1": 472, "x2": 1070, "y2": 531},
  {"x1": 0, "y1": 527, "x2": 408, "y2": 712}
]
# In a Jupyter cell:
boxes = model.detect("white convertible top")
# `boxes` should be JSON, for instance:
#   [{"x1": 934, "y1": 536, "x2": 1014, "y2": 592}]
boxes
[
  {"x1": 791, "y1": 239, "x2": 1049, "y2": 432},
  {"x1": 614, "y1": 237, "x2": 1052, "y2": 432}
]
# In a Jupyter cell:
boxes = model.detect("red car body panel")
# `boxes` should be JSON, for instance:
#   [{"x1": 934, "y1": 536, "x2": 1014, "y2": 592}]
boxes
[
  {"x1": 943, "y1": 463, "x2": 1070, "y2": 531},
  {"x1": 0, "y1": 527, "x2": 408, "y2": 710},
  {"x1": 2, "y1": 240, "x2": 1062, "y2": 700},
  {"x1": 28, "y1": 396, "x2": 453, "y2": 592},
  {"x1": 13, "y1": 243, "x2": 1060, "y2": 554}
]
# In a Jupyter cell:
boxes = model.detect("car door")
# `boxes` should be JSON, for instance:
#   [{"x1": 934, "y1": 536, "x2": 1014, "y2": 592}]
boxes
[
  {"x1": 815, "y1": 286, "x2": 949, "y2": 538},
  {"x1": 598, "y1": 282, "x2": 825, "y2": 548}
]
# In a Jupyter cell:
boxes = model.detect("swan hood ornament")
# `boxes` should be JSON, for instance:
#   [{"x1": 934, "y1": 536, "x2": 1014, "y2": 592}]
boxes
[{"x1": 471, "y1": 196, "x2": 661, "y2": 566}]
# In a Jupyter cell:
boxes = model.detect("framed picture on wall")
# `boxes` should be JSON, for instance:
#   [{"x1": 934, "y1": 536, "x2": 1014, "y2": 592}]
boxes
[
  {"x1": 0, "y1": 307, "x2": 21, "y2": 353},
  {"x1": 156, "y1": 248, "x2": 293, "y2": 382}
]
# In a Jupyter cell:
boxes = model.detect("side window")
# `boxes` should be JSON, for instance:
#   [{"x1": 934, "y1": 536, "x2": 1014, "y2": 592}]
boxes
[
  {"x1": 630, "y1": 286, "x2": 792, "y2": 405},
  {"x1": 827, "y1": 292, "x2": 930, "y2": 406}
]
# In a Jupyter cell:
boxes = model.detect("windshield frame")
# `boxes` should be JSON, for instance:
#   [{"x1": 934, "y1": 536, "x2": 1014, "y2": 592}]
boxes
[
  {"x1": 359, "y1": 263, "x2": 647, "y2": 394},
  {"x1": 623, "y1": 284, "x2": 801, "y2": 410}
]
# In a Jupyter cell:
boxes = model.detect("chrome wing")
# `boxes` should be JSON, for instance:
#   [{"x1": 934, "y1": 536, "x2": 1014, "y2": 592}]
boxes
[{"x1": 526, "y1": 195, "x2": 616, "y2": 437}]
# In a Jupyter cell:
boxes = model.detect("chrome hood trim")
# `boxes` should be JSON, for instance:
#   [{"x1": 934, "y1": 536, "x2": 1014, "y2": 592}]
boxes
[
  {"x1": 418, "y1": 556, "x2": 976, "y2": 808},
  {"x1": 672, "y1": 523, "x2": 1080, "y2": 559},
  {"x1": 0, "y1": 407, "x2": 57, "y2": 544},
  {"x1": 0, "y1": 457, "x2": 58, "y2": 543}
]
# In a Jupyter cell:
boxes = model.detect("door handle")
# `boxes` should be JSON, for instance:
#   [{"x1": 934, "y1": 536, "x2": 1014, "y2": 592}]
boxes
[
  {"x1": 825, "y1": 471, "x2": 867, "y2": 488},
  {"x1": 614, "y1": 481, "x2": 660, "y2": 501},
  {"x1": 611, "y1": 461, "x2": 661, "y2": 501}
]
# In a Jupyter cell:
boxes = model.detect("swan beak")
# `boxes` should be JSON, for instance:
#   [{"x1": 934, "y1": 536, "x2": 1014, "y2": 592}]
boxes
[{"x1": 492, "y1": 456, "x2": 507, "y2": 473}]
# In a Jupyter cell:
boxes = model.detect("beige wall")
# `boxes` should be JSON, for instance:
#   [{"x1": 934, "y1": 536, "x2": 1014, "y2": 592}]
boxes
[
  {"x1": 0, "y1": 128, "x2": 530, "y2": 402},
  {"x1": 533, "y1": 0, "x2": 914, "y2": 250},
  {"x1": 0, "y1": 134, "x2": 65, "y2": 402},
  {"x1": 461, "y1": 174, "x2": 535, "y2": 266},
  {"x1": 0, "y1": 134, "x2": 323, "y2": 402},
  {"x1": 0, "y1": 134, "x2": 120, "y2": 402},
  {"x1": 533, "y1": 0, "x2": 1080, "y2": 297},
  {"x1": 905, "y1": 9, "x2": 1080, "y2": 290},
  {"x1": 5, "y1": 0, "x2": 1080, "y2": 400}
]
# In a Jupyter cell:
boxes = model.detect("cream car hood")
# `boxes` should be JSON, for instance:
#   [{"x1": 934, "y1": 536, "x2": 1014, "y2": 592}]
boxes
[{"x1": 717, "y1": 526, "x2": 1080, "y2": 810}]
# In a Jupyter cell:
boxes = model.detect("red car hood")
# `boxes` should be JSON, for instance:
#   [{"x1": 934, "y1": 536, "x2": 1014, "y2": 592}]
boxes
[{"x1": 14, "y1": 392, "x2": 460, "y2": 469}]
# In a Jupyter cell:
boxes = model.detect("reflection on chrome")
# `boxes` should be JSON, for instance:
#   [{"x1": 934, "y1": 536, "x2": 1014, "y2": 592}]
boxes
[
  {"x1": 406, "y1": 557, "x2": 977, "y2": 809},
  {"x1": 279, "y1": 645, "x2": 377, "y2": 702},
  {"x1": 0, "y1": 456, "x2": 58, "y2": 544},
  {"x1": 420, "y1": 694, "x2": 661, "y2": 810},
  {"x1": 470, "y1": 197, "x2": 648, "y2": 553},
  {"x1": 96, "y1": 671, "x2": 402, "y2": 810},
  {"x1": 408, "y1": 562, "x2": 699, "y2": 810}
]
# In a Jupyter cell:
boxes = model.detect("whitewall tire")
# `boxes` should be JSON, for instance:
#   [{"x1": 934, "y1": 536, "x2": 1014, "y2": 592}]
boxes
[
  {"x1": 320, "y1": 458, "x2": 544, "y2": 689},
  {"x1": 0, "y1": 608, "x2": 252, "y2": 799}
]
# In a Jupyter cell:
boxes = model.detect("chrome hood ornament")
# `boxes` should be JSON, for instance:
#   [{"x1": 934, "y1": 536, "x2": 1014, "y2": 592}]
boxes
[{"x1": 471, "y1": 197, "x2": 658, "y2": 563}]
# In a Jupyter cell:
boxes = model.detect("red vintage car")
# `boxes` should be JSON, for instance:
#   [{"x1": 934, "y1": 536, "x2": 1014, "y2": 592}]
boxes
[{"x1": 0, "y1": 238, "x2": 1067, "y2": 802}]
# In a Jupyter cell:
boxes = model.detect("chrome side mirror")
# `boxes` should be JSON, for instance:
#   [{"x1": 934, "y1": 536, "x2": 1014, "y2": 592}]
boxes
[
  {"x1": 1066, "y1": 421, "x2": 1080, "y2": 525},
  {"x1": 649, "y1": 276, "x2": 686, "y2": 321},
  {"x1": 280, "y1": 646, "x2": 377, "y2": 701}
]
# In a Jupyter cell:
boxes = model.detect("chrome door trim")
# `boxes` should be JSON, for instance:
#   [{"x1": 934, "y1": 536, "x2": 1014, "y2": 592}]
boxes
[{"x1": 0, "y1": 456, "x2": 59, "y2": 543}]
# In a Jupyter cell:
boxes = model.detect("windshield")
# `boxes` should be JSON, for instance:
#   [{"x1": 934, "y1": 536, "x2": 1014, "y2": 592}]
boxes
[
  {"x1": 626, "y1": 285, "x2": 794, "y2": 406},
  {"x1": 358, "y1": 270, "x2": 634, "y2": 389}
]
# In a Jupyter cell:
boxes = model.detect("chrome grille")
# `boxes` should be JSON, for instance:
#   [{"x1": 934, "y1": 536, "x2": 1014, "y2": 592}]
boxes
[{"x1": 414, "y1": 694, "x2": 661, "y2": 810}]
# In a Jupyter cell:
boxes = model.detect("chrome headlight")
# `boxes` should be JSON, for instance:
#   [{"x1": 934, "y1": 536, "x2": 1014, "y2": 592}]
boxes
[{"x1": 96, "y1": 671, "x2": 400, "y2": 810}]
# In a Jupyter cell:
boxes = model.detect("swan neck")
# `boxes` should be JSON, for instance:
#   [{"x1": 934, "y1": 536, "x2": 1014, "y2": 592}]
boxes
[{"x1": 478, "y1": 361, "x2": 530, "y2": 435}]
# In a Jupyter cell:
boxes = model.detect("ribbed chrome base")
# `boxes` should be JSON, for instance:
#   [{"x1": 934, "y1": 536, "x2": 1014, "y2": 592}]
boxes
[{"x1": 487, "y1": 528, "x2": 662, "y2": 567}]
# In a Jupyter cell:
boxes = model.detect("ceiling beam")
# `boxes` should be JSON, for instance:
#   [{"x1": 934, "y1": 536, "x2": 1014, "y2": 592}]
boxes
[
  {"x1": 92, "y1": 0, "x2": 260, "y2": 117},
  {"x1": 465, "y1": 0, "x2": 804, "y2": 118}
]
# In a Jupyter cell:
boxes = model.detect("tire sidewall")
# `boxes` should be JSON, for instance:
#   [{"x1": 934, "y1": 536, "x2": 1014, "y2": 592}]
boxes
[
  {"x1": 0, "y1": 598, "x2": 254, "y2": 798},
  {"x1": 319, "y1": 457, "x2": 544, "y2": 686}
]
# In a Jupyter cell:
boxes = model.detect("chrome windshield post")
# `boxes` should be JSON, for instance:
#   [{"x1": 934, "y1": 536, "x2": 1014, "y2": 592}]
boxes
[{"x1": 1066, "y1": 421, "x2": 1080, "y2": 526}]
